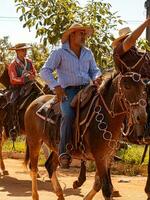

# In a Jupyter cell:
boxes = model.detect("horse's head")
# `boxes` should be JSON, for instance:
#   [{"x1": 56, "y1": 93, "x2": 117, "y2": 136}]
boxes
[{"x1": 116, "y1": 72, "x2": 147, "y2": 126}]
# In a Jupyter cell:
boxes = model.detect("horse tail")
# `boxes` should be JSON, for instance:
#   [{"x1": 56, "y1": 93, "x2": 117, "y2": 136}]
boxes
[{"x1": 24, "y1": 139, "x2": 30, "y2": 168}]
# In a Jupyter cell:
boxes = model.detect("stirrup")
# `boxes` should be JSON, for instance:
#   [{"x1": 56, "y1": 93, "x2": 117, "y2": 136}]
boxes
[{"x1": 59, "y1": 153, "x2": 72, "y2": 169}]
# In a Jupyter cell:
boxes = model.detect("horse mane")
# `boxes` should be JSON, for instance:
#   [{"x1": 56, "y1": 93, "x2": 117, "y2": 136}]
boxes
[{"x1": 99, "y1": 69, "x2": 118, "y2": 96}]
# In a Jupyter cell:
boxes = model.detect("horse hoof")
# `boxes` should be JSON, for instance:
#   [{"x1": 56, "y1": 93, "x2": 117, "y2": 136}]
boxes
[
  {"x1": 37, "y1": 173, "x2": 40, "y2": 178},
  {"x1": 112, "y1": 190, "x2": 121, "y2": 197},
  {"x1": 73, "y1": 181, "x2": 79, "y2": 189},
  {"x1": 3, "y1": 170, "x2": 9, "y2": 175},
  {"x1": 57, "y1": 195, "x2": 65, "y2": 200}
]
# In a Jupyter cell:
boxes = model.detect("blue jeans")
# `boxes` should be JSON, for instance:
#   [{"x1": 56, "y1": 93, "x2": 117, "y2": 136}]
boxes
[{"x1": 59, "y1": 87, "x2": 82, "y2": 156}]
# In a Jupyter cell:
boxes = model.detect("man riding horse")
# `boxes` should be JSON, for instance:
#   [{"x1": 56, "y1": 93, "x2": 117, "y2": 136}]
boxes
[
  {"x1": 40, "y1": 23, "x2": 102, "y2": 168},
  {"x1": 8, "y1": 43, "x2": 36, "y2": 136},
  {"x1": 112, "y1": 18, "x2": 150, "y2": 142}
]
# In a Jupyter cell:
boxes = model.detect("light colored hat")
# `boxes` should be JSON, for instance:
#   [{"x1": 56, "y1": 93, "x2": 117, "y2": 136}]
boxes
[
  {"x1": 112, "y1": 27, "x2": 132, "y2": 48},
  {"x1": 61, "y1": 23, "x2": 94, "y2": 43},
  {"x1": 9, "y1": 43, "x2": 31, "y2": 50}
]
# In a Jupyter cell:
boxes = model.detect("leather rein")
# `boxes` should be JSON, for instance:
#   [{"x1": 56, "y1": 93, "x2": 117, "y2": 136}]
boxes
[{"x1": 80, "y1": 72, "x2": 146, "y2": 141}]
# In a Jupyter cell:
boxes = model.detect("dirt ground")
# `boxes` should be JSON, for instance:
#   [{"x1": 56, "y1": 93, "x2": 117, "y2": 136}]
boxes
[{"x1": 0, "y1": 158, "x2": 148, "y2": 200}]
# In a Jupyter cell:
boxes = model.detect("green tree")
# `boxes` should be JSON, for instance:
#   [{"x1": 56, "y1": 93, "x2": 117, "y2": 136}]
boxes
[
  {"x1": 137, "y1": 38, "x2": 150, "y2": 51},
  {"x1": 80, "y1": 1, "x2": 124, "y2": 68},
  {"x1": 28, "y1": 43, "x2": 49, "y2": 71},
  {"x1": 15, "y1": 0, "x2": 123, "y2": 69},
  {"x1": 0, "y1": 36, "x2": 13, "y2": 64},
  {"x1": 0, "y1": 36, "x2": 14, "y2": 76}
]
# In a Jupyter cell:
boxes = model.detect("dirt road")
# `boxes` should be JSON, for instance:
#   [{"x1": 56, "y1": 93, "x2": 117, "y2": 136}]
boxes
[{"x1": 0, "y1": 159, "x2": 148, "y2": 200}]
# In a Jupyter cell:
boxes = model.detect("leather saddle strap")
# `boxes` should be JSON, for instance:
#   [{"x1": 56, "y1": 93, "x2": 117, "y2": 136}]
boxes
[{"x1": 75, "y1": 91, "x2": 82, "y2": 149}]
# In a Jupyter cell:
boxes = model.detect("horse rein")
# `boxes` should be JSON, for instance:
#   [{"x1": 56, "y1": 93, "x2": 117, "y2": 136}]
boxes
[{"x1": 79, "y1": 72, "x2": 147, "y2": 158}]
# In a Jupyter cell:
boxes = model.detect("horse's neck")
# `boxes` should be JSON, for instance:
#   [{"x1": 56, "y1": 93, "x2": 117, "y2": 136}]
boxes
[{"x1": 103, "y1": 78, "x2": 125, "y2": 115}]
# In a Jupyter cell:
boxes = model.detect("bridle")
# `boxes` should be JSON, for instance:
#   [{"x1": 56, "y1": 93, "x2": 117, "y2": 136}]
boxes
[
  {"x1": 96, "y1": 72, "x2": 146, "y2": 119},
  {"x1": 117, "y1": 72, "x2": 146, "y2": 107},
  {"x1": 76, "y1": 72, "x2": 147, "y2": 159}
]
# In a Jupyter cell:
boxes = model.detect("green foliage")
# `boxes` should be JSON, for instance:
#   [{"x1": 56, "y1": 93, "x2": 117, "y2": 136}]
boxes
[
  {"x1": 117, "y1": 144, "x2": 148, "y2": 165},
  {"x1": 0, "y1": 36, "x2": 13, "y2": 64},
  {"x1": 28, "y1": 43, "x2": 49, "y2": 71},
  {"x1": 3, "y1": 139, "x2": 149, "y2": 175},
  {"x1": 3, "y1": 137, "x2": 25, "y2": 153},
  {"x1": 15, "y1": 0, "x2": 124, "y2": 69},
  {"x1": 80, "y1": 1, "x2": 124, "y2": 68},
  {"x1": 0, "y1": 37, "x2": 13, "y2": 88},
  {"x1": 3, "y1": 137, "x2": 47, "y2": 165},
  {"x1": 15, "y1": 0, "x2": 79, "y2": 45},
  {"x1": 137, "y1": 38, "x2": 150, "y2": 51}
]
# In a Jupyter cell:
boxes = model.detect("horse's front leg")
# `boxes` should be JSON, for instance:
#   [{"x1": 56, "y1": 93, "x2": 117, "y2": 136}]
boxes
[
  {"x1": 45, "y1": 151, "x2": 64, "y2": 200},
  {"x1": 102, "y1": 166, "x2": 121, "y2": 198},
  {"x1": 145, "y1": 147, "x2": 150, "y2": 200},
  {"x1": 84, "y1": 159, "x2": 113, "y2": 200},
  {"x1": 83, "y1": 170, "x2": 102, "y2": 200},
  {"x1": 0, "y1": 130, "x2": 9, "y2": 175},
  {"x1": 73, "y1": 159, "x2": 86, "y2": 189},
  {"x1": 101, "y1": 168, "x2": 114, "y2": 200}
]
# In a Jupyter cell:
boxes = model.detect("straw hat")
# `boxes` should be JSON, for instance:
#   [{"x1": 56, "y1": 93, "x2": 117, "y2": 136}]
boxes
[
  {"x1": 112, "y1": 27, "x2": 132, "y2": 48},
  {"x1": 9, "y1": 43, "x2": 31, "y2": 50},
  {"x1": 61, "y1": 23, "x2": 94, "y2": 43}
]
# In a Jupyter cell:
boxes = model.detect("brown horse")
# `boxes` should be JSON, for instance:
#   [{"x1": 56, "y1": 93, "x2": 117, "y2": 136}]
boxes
[
  {"x1": 23, "y1": 71, "x2": 147, "y2": 200},
  {"x1": 101, "y1": 95, "x2": 150, "y2": 200},
  {"x1": 91, "y1": 81, "x2": 150, "y2": 200}
]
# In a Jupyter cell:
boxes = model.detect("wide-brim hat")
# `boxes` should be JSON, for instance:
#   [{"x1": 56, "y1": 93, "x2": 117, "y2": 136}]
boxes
[
  {"x1": 61, "y1": 23, "x2": 94, "y2": 44},
  {"x1": 9, "y1": 43, "x2": 31, "y2": 50},
  {"x1": 112, "y1": 27, "x2": 132, "y2": 48}
]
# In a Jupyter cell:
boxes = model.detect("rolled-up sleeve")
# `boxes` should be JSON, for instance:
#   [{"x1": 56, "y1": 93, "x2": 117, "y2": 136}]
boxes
[
  {"x1": 89, "y1": 51, "x2": 101, "y2": 80},
  {"x1": 40, "y1": 49, "x2": 61, "y2": 89}
]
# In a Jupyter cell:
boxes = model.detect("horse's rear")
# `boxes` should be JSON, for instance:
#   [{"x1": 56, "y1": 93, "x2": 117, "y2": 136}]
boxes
[
  {"x1": 24, "y1": 94, "x2": 64, "y2": 200},
  {"x1": 24, "y1": 94, "x2": 54, "y2": 151}
]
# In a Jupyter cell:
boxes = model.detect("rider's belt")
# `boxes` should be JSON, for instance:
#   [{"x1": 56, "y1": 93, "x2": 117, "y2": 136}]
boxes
[{"x1": 65, "y1": 85, "x2": 88, "y2": 90}]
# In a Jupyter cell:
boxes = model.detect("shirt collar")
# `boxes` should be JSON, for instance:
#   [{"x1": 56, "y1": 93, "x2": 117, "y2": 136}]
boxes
[{"x1": 62, "y1": 42, "x2": 87, "y2": 57}]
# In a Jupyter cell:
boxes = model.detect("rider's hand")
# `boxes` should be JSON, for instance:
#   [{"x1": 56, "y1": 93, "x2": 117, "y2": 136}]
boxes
[
  {"x1": 23, "y1": 72, "x2": 35, "y2": 82},
  {"x1": 93, "y1": 76, "x2": 103, "y2": 88},
  {"x1": 54, "y1": 85, "x2": 67, "y2": 102},
  {"x1": 28, "y1": 74, "x2": 35, "y2": 81}
]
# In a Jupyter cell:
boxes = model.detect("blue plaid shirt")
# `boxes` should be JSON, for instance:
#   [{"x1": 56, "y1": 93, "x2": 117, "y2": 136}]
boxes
[{"x1": 40, "y1": 42, "x2": 101, "y2": 89}]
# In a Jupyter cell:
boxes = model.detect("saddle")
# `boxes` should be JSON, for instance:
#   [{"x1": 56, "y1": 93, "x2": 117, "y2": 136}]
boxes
[
  {"x1": 36, "y1": 97, "x2": 60, "y2": 124},
  {"x1": 71, "y1": 84, "x2": 97, "y2": 108},
  {"x1": 19, "y1": 82, "x2": 38, "y2": 110},
  {"x1": 36, "y1": 85, "x2": 97, "y2": 122},
  {"x1": 36, "y1": 85, "x2": 97, "y2": 149},
  {"x1": 8, "y1": 82, "x2": 41, "y2": 141}
]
